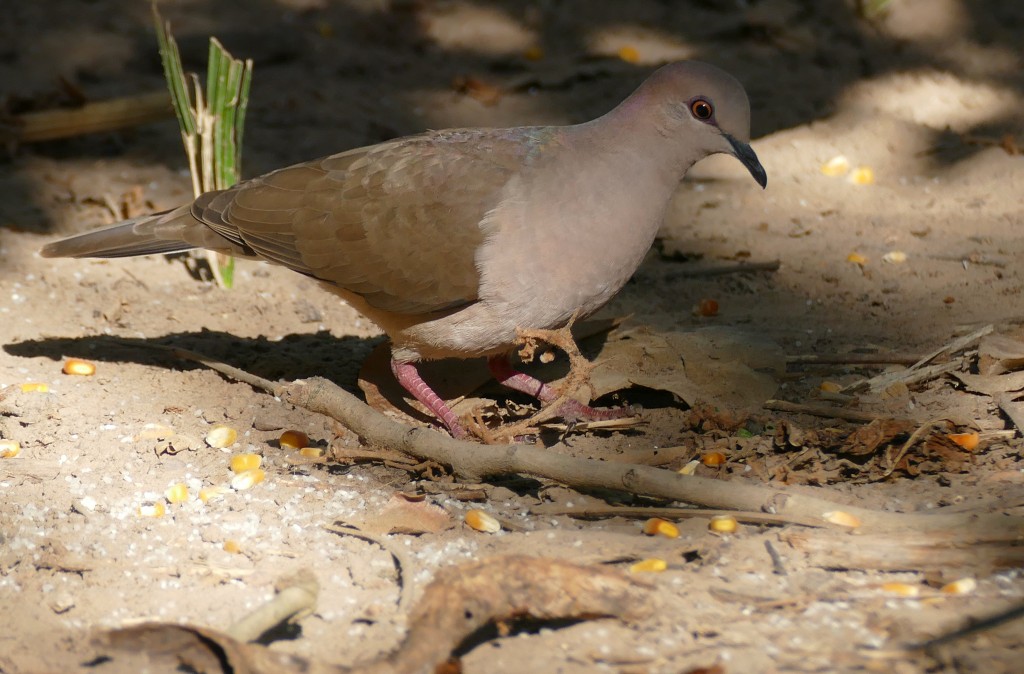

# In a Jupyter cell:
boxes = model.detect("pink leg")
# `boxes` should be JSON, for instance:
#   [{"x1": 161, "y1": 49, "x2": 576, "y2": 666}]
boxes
[
  {"x1": 391, "y1": 360, "x2": 467, "y2": 439},
  {"x1": 486, "y1": 354, "x2": 633, "y2": 422}
]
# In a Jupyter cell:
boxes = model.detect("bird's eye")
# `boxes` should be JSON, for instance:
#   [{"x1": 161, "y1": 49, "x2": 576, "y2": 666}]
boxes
[{"x1": 690, "y1": 99, "x2": 713, "y2": 121}]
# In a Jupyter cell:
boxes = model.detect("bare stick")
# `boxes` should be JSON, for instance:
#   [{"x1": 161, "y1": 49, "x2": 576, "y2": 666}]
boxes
[
  {"x1": 531, "y1": 504, "x2": 827, "y2": 529},
  {"x1": 763, "y1": 399, "x2": 882, "y2": 423},
  {"x1": 5, "y1": 91, "x2": 172, "y2": 144},
  {"x1": 911, "y1": 324, "x2": 993, "y2": 369},
  {"x1": 786, "y1": 353, "x2": 921, "y2": 366},
  {"x1": 278, "y1": 376, "x2": 1024, "y2": 541},
  {"x1": 225, "y1": 568, "x2": 318, "y2": 642}
]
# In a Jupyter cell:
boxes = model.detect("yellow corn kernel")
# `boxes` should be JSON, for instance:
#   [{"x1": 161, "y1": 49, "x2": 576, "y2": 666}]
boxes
[
  {"x1": 630, "y1": 558, "x2": 667, "y2": 573},
  {"x1": 882, "y1": 250, "x2": 907, "y2": 264},
  {"x1": 62, "y1": 358, "x2": 96, "y2": 376},
  {"x1": 824, "y1": 511, "x2": 862, "y2": 528},
  {"x1": 205, "y1": 425, "x2": 238, "y2": 449},
  {"x1": 279, "y1": 429, "x2": 310, "y2": 450},
  {"x1": 881, "y1": 582, "x2": 920, "y2": 597},
  {"x1": 848, "y1": 166, "x2": 875, "y2": 185},
  {"x1": 315, "y1": 20, "x2": 334, "y2": 38},
  {"x1": 230, "y1": 453, "x2": 262, "y2": 473},
  {"x1": 709, "y1": 515, "x2": 738, "y2": 534},
  {"x1": 231, "y1": 468, "x2": 266, "y2": 491},
  {"x1": 199, "y1": 485, "x2": 229, "y2": 504},
  {"x1": 820, "y1": 155, "x2": 851, "y2": 177},
  {"x1": 223, "y1": 539, "x2": 242, "y2": 554},
  {"x1": 819, "y1": 381, "x2": 843, "y2": 393},
  {"x1": 947, "y1": 432, "x2": 980, "y2": 452},
  {"x1": 846, "y1": 252, "x2": 868, "y2": 265},
  {"x1": 941, "y1": 578, "x2": 977, "y2": 595},
  {"x1": 617, "y1": 45, "x2": 640, "y2": 63},
  {"x1": 20, "y1": 382, "x2": 49, "y2": 393},
  {"x1": 678, "y1": 459, "x2": 700, "y2": 476},
  {"x1": 299, "y1": 447, "x2": 324, "y2": 459},
  {"x1": 642, "y1": 517, "x2": 680, "y2": 538},
  {"x1": 138, "y1": 502, "x2": 166, "y2": 518},
  {"x1": 165, "y1": 483, "x2": 189, "y2": 503},
  {"x1": 0, "y1": 440, "x2": 22, "y2": 458},
  {"x1": 465, "y1": 509, "x2": 501, "y2": 533},
  {"x1": 701, "y1": 451, "x2": 727, "y2": 467}
]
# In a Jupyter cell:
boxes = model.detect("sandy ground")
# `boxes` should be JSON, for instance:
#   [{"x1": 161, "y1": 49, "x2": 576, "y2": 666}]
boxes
[{"x1": 1, "y1": 1, "x2": 1023, "y2": 672}]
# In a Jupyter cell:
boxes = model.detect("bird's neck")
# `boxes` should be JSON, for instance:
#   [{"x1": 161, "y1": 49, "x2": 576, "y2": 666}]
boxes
[{"x1": 572, "y1": 92, "x2": 697, "y2": 183}]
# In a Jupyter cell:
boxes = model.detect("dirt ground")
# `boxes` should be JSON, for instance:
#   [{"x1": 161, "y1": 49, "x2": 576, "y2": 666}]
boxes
[{"x1": 1, "y1": 0, "x2": 1023, "y2": 672}]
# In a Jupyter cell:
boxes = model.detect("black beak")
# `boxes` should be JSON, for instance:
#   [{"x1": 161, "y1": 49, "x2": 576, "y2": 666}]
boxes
[{"x1": 725, "y1": 134, "x2": 767, "y2": 189}]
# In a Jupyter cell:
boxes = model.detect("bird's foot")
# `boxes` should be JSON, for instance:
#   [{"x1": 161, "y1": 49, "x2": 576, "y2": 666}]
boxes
[
  {"x1": 390, "y1": 359, "x2": 468, "y2": 439},
  {"x1": 487, "y1": 354, "x2": 637, "y2": 426}
]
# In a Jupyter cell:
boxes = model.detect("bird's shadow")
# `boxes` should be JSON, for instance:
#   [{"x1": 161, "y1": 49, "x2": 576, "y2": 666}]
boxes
[
  {"x1": 3, "y1": 329, "x2": 382, "y2": 395},
  {"x1": 4, "y1": 326, "x2": 651, "y2": 446}
]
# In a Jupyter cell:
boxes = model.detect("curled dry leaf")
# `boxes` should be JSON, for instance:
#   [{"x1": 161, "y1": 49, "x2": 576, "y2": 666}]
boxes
[{"x1": 352, "y1": 493, "x2": 453, "y2": 535}]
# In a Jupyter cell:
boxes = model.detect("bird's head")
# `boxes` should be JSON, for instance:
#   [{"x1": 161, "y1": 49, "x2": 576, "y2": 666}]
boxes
[{"x1": 631, "y1": 61, "x2": 767, "y2": 189}]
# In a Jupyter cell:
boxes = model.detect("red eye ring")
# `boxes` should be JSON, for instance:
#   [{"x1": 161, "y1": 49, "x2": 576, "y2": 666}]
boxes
[{"x1": 690, "y1": 99, "x2": 713, "y2": 121}]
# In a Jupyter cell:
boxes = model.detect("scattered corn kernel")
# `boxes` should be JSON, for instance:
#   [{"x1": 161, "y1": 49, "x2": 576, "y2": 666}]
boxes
[
  {"x1": 0, "y1": 440, "x2": 22, "y2": 458},
  {"x1": 19, "y1": 382, "x2": 49, "y2": 393},
  {"x1": 199, "y1": 485, "x2": 229, "y2": 503},
  {"x1": 231, "y1": 468, "x2": 266, "y2": 491},
  {"x1": 819, "y1": 381, "x2": 843, "y2": 393},
  {"x1": 701, "y1": 451, "x2": 727, "y2": 467},
  {"x1": 882, "y1": 250, "x2": 907, "y2": 264},
  {"x1": 941, "y1": 577, "x2": 977, "y2": 595},
  {"x1": 230, "y1": 453, "x2": 262, "y2": 473},
  {"x1": 205, "y1": 424, "x2": 238, "y2": 449},
  {"x1": 642, "y1": 517, "x2": 680, "y2": 538},
  {"x1": 695, "y1": 298, "x2": 719, "y2": 317},
  {"x1": 848, "y1": 166, "x2": 875, "y2": 185},
  {"x1": 947, "y1": 432, "x2": 980, "y2": 452},
  {"x1": 137, "y1": 423, "x2": 176, "y2": 441},
  {"x1": 617, "y1": 45, "x2": 640, "y2": 63},
  {"x1": 62, "y1": 358, "x2": 96, "y2": 376},
  {"x1": 315, "y1": 20, "x2": 334, "y2": 38},
  {"x1": 279, "y1": 429, "x2": 310, "y2": 450},
  {"x1": 709, "y1": 515, "x2": 738, "y2": 533},
  {"x1": 881, "y1": 582, "x2": 920, "y2": 597},
  {"x1": 630, "y1": 558, "x2": 668, "y2": 573},
  {"x1": 299, "y1": 447, "x2": 324, "y2": 459},
  {"x1": 678, "y1": 459, "x2": 700, "y2": 476},
  {"x1": 223, "y1": 539, "x2": 242, "y2": 554},
  {"x1": 824, "y1": 510, "x2": 862, "y2": 528},
  {"x1": 138, "y1": 502, "x2": 166, "y2": 518},
  {"x1": 465, "y1": 509, "x2": 501, "y2": 533},
  {"x1": 820, "y1": 155, "x2": 851, "y2": 177},
  {"x1": 846, "y1": 252, "x2": 868, "y2": 265},
  {"x1": 523, "y1": 45, "x2": 544, "y2": 61},
  {"x1": 165, "y1": 483, "x2": 189, "y2": 503}
]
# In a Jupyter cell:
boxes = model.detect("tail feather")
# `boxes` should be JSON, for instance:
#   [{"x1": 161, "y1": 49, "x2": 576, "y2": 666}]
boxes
[
  {"x1": 40, "y1": 202, "x2": 248, "y2": 259},
  {"x1": 40, "y1": 205, "x2": 195, "y2": 259}
]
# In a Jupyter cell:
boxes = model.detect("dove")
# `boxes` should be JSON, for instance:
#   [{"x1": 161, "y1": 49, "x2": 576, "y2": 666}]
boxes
[{"x1": 41, "y1": 60, "x2": 767, "y2": 439}]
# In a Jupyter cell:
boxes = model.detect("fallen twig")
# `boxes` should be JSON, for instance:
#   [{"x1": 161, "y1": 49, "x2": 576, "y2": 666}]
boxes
[
  {"x1": 531, "y1": 503, "x2": 828, "y2": 529},
  {"x1": 786, "y1": 353, "x2": 921, "y2": 366},
  {"x1": 763, "y1": 399, "x2": 882, "y2": 423},
  {"x1": 98, "y1": 556, "x2": 651, "y2": 674},
  {"x1": 3, "y1": 91, "x2": 172, "y2": 144},
  {"x1": 225, "y1": 568, "x2": 318, "y2": 642},
  {"x1": 842, "y1": 325, "x2": 992, "y2": 394}
]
